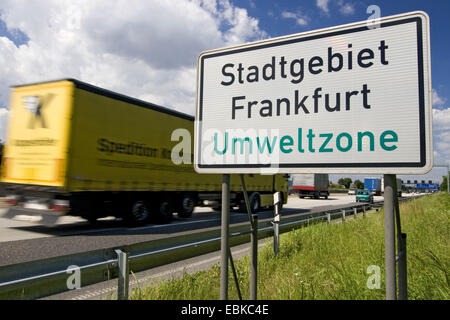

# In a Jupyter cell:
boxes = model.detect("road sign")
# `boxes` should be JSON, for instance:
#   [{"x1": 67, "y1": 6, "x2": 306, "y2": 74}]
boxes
[
  {"x1": 194, "y1": 11, "x2": 432, "y2": 174},
  {"x1": 416, "y1": 183, "x2": 438, "y2": 189}
]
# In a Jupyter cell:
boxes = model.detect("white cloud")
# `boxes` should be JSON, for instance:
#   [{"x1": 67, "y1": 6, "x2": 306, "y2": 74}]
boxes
[
  {"x1": 317, "y1": 0, "x2": 355, "y2": 15},
  {"x1": 281, "y1": 11, "x2": 309, "y2": 26},
  {"x1": 316, "y1": 0, "x2": 329, "y2": 13},
  {"x1": 339, "y1": 3, "x2": 355, "y2": 15},
  {"x1": 0, "y1": 0, "x2": 268, "y2": 115},
  {"x1": 433, "y1": 107, "x2": 450, "y2": 166},
  {"x1": 433, "y1": 107, "x2": 450, "y2": 130},
  {"x1": 432, "y1": 89, "x2": 447, "y2": 106}
]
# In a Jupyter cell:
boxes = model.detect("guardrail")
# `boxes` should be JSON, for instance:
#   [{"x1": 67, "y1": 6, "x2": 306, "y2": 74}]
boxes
[{"x1": 0, "y1": 196, "x2": 417, "y2": 300}]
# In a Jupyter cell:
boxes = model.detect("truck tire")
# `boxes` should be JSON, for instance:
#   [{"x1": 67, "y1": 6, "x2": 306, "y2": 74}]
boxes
[
  {"x1": 152, "y1": 199, "x2": 174, "y2": 224},
  {"x1": 249, "y1": 192, "x2": 261, "y2": 213},
  {"x1": 125, "y1": 200, "x2": 151, "y2": 226},
  {"x1": 177, "y1": 193, "x2": 196, "y2": 218},
  {"x1": 71, "y1": 193, "x2": 99, "y2": 223},
  {"x1": 238, "y1": 192, "x2": 261, "y2": 213}
]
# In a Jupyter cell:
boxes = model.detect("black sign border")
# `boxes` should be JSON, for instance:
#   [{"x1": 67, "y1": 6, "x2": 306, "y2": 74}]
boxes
[{"x1": 197, "y1": 16, "x2": 427, "y2": 169}]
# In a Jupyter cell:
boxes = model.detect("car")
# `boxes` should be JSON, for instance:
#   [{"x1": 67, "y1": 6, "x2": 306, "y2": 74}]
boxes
[
  {"x1": 356, "y1": 189, "x2": 374, "y2": 203},
  {"x1": 348, "y1": 189, "x2": 356, "y2": 195}
]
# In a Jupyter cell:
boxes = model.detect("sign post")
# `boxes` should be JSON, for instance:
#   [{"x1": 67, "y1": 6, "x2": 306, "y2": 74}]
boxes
[
  {"x1": 220, "y1": 174, "x2": 230, "y2": 300},
  {"x1": 195, "y1": 11, "x2": 432, "y2": 300},
  {"x1": 383, "y1": 174, "x2": 397, "y2": 300}
]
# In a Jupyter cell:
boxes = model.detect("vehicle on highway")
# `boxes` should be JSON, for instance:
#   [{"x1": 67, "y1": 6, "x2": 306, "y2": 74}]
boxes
[
  {"x1": 291, "y1": 174, "x2": 329, "y2": 199},
  {"x1": 381, "y1": 177, "x2": 403, "y2": 197},
  {"x1": 364, "y1": 177, "x2": 382, "y2": 196},
  {"x1": 348, "y1": 189, "x2": 356, "y2": 195},
  {"x1": 355, "y1": 189, "x2": 374, "y2": 203},
  {"x1": 0, "y1": 79, "x2": 288, "y2": 225}
]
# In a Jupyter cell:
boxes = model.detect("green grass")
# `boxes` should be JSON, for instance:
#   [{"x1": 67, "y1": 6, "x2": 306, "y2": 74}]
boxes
[{"x1": 129, "y1": 193, "x2": 450, "y2": 300}]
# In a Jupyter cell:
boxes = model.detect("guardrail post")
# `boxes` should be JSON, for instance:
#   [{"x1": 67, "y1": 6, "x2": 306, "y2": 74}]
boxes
[
  {"x1": 250, "y1": 214, "x2": 258, "y2": 300},
  {"x1": 327, "y1": 212, "x2": 331, "y2": 224},
  {"x1": 363, "y1": 205, "x2": 366, "y2": 217},
  {"x1": 353, "y1": 207, "x2": 357, "y2": 218},
  {"x1": 273, "y1": 192, "x2": 281, "y2": 255},
  {"x1": 115, "y1": 249, "x2": 129, "y2": 300},
  {"x1": 341, "y1": 209, "x2": 346, "y2": 222}
]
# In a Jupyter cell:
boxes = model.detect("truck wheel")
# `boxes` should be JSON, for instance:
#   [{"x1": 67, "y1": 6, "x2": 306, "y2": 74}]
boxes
[
  {"x1": 153, "y1": 199, "x2": 174, "y2": 224},
  {"x1": 177, "y1": 193, "x2": 196, "y2": 218},
  {"x1": 249, "y1": 193, "x2": 261, "y2": 213},
  {"x1": 125, "y1": 200, "x2": 150, "y2": 226}
]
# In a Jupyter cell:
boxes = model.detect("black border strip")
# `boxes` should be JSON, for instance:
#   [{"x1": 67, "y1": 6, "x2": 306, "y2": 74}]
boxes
[
  {"x1": 198, "y1": 16, "x2": 427, "y2": 169},
  {"x1": 12, "y1": 78, "x2": 195, "y2": 122}
]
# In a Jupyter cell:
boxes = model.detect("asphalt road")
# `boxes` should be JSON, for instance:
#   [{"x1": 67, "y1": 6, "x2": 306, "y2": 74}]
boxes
[{"x1": 0, "y1": 194, "x2": 384, "y2": 267}]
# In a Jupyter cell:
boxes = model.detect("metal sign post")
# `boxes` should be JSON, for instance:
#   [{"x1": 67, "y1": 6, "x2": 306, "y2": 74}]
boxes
[
  {"x1": 383, "y1": 174, "x2": 397, "y2": 300},
  {"x1": 220, "y1": 174, "x2": 230, "y2": 300},
  {"x1": 240, "y1": 174, "x2": 258, "y2": 300}
]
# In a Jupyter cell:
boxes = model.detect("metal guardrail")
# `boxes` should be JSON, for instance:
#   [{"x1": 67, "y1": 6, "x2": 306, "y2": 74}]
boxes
[{"x1": 0, "y1": 196, "x2": 418, "y2": 300}]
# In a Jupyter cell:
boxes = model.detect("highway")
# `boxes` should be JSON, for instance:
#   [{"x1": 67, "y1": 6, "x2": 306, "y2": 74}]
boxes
[
  {"x1": 0, "y1": 193, "x2": 418, "y2": 300},
  {"x1": 0, "y1": 193, "x2": 384, "y2": 266}
]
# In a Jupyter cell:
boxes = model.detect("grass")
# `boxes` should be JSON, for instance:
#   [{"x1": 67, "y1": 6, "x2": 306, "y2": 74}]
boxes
[{"x1": 129, "y1": 193, "x2": 450, "y2": 300}]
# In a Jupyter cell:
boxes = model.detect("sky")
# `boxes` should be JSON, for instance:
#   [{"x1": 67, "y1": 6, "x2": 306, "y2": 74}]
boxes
[{"x1": 0, "y1": 0, "x2": 448, "y2": 183}]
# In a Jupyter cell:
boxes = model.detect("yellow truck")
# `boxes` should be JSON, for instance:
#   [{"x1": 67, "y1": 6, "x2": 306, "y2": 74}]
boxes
[{"x1": 1, "y1": 79, "x2": 288, "y2": 224}]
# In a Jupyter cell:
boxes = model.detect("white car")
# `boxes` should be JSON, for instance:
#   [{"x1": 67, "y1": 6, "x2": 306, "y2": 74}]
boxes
[{"x1": 348, "y1": 189, "x2": 356, "y2": 195}]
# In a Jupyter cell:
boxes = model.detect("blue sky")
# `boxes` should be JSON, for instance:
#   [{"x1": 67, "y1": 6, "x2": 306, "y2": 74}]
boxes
[
  {"x1": 0, "y1": 0, "x2": 448, "y2": 183},
  {"x1": 238, "y1": 0, "x2": 449, "y2": 107}
]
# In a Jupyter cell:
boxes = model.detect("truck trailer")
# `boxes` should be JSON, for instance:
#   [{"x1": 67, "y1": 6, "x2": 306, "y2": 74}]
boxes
[
  {"x1": 1, "y1": 79, "x2": 288, "y2": 225},
  {"x1": 364, "y1": 178, "x2": 382, "y2": 196},
  {"x1": 291, "y1": 174, "x2": 329, "y2": 199},
  {"x1": 381, "y1": 177, "x2": 402, "y2": 197}
]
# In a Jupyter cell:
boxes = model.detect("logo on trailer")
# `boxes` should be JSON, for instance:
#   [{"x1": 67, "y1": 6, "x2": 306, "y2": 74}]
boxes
[{"x1": 22, "y1": 93, "x2": 54, "y2": 129}]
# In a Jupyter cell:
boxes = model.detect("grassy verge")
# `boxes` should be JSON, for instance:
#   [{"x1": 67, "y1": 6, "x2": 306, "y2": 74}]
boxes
[{"x1": 130, "y1": 193, "x2": 449, "y2": 300}]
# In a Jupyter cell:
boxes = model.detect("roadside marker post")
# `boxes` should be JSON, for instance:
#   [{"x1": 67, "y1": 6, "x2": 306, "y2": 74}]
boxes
[{"x1": 273, "y1": 192, "x2": 282, "y2": 255}]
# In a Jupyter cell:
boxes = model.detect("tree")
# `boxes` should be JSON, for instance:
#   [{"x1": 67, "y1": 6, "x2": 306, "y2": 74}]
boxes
[
  {"x1": 441, "y1": 174, "x2": 449, "y2": 192},
  {"x1": 338, "y1": 177, "x2": 353, "y2": 189},
  {"x1": 354, "y1": 179, "x2": 364, "y2": 190}
]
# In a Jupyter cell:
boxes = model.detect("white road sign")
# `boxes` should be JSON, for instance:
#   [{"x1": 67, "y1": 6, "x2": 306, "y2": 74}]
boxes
[{"x1": 194, "y1": 11, "x2": 432, "y2": 174}]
